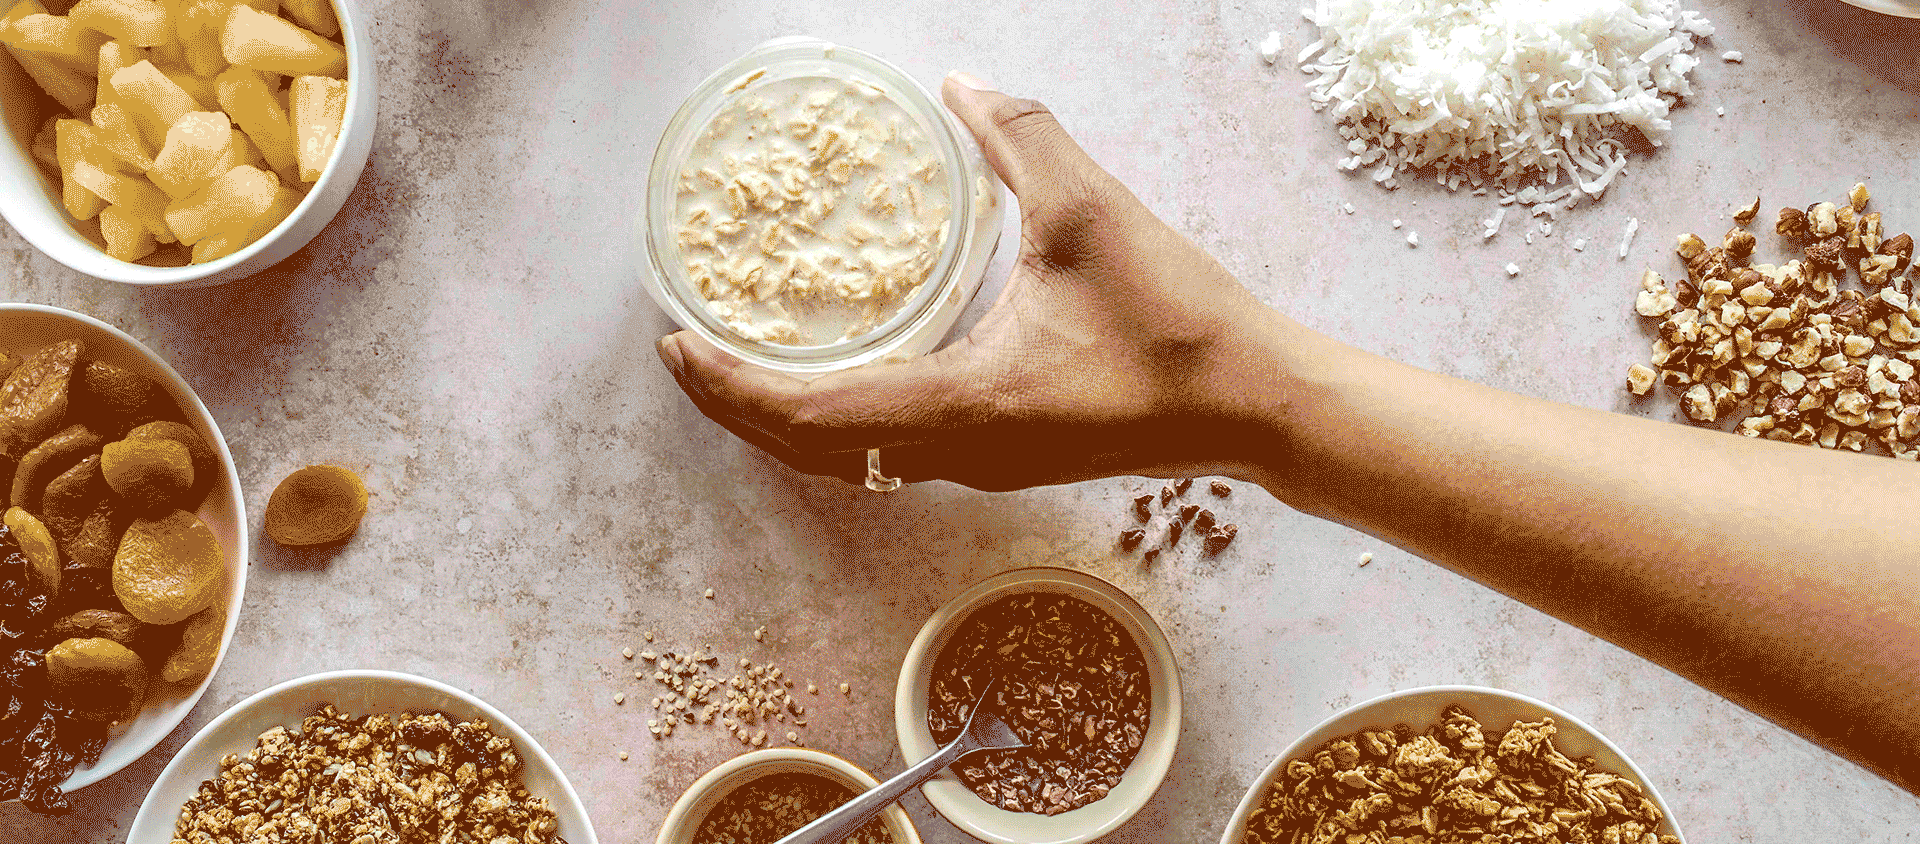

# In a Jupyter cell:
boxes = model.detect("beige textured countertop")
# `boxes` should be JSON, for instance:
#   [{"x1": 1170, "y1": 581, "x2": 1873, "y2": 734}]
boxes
[{"x1": 5, "y1": 0, "x2": 1920, "y2": 841}]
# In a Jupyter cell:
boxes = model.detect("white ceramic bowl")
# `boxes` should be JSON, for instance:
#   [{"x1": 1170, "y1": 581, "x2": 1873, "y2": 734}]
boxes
[
  {"x1": 1220, "y1": 686, "x2": 1687, "y2": 844},
  {"x1": 655, "y1": 747, "x2": 923, "y2": 844},
  {"x1": 895, "y1": 567, "x2": 1182, "y2": 844},
  {"x1": 0, "y1": 303, "x2": 247, "y2": 797},
  {"x1": 127, "y1": 670, "x2": 600, "y2": 844},
  {"x1": 0, "y1": 0, "x2": 376, "y2": 287}
]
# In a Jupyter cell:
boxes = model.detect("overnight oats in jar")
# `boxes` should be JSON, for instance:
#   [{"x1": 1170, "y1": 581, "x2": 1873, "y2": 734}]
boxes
[{"x1": 640, "y1": 38, "x2": 1004, "y2": 374}]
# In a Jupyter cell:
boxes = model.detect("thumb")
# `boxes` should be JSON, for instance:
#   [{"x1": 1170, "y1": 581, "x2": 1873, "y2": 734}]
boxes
[{"x1": 941, "y1": 72, "x2": 1105, "y2": 209}]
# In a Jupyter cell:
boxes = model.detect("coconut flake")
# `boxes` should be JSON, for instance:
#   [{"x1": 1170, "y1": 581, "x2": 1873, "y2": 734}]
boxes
[{"x1": 1619, "y1": 216, "x2": 1640, "y2": 258}]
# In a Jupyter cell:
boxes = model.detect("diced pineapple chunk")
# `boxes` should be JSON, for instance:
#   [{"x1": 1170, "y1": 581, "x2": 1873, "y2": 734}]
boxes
[
  {"x1": 110, "y1": 58, "x2": 198, "y2": 146},
  {"x1": 221, "y1": 3, "x2": 339, "y2": 76},
  {"x1": 70, "y1": 158, "x2": 173, "y2": 239},
  {"x1": 214, "y1": 64, "x2": 293, "y2": 178},
  {"x1": 55, "y1": 118, "x2": 113, "y2": 219},
  {"x1": 70, "y1": 0, "x2": 171, "y2": 46},
  {"x1": 99, "y1": 203, "x2": 157, "y2": 261},
  {"x1": 1, "y1": 12, "x2": 111, "y2": 73},
  {"x1": 2, "y1": 2, "x2": 94, "y2": 111},
  {"x1": 90, "y1": 100, "x2": 156, "y2": 170},
  {"x1": 96, "y1": 39, "x2": 147, "y2": 105},
  {"x1": 148, "y1": 110, "x2": 229, "y2": 197},
  {"x1": 173, "y1": 0, "x2": 226, "y2": 75},
  {"x1": 189, "y1": 179, "x2": 295, "y2": 262},
  {"x1": 154, "y1": 61, "x2": 216, "y2": 108},
  {"x1": 163, "y1": 162, "x2": 275, "y2": 245},
  {"x1": 276, "y1": 0, "x2": 328, "y2": 38},
  {"x1": 30, "y1": 116, "x2": 59, "y2": 171},
  {"x1": 288, "y1": 72, "x2": 340, "y2": 182}
]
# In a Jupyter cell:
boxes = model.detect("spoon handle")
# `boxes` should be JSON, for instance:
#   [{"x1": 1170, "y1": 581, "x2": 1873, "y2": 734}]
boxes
[{"x1": 772, "y1": 738, "x2": 965, "y2": 844}]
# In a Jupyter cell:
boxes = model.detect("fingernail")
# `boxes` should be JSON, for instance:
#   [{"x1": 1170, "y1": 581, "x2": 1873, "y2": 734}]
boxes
[
  {"x1": 656, "y1": 334, "x2": 685, "y2": 376},
  {"x1": 947, "y1": 71, "x2": 994, "y2": 91}
]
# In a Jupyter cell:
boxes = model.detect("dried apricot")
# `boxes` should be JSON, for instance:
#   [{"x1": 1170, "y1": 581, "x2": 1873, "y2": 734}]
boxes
[
  {"x1": 9, "y1": 423, "x2": 102, "y2": 509},
  {"x1": 161, "y1": 603, "x2": 224, "y2": 684},
  {"x1": 43, "y1": 609, "x2": 150, "y2": 653},
  {"x1": 264, "y1": 464, "x2": 366, "y2": 545},
  {"x1": 113, "y1": 509, "x2": 223, "y2": 625},
  {"x1": 102, "y1": 437, "x2": 194, "y2": 511},
  {"x1": 63, "y1": 500, "x2": 131, "y2": 568},
  {"x1": 46, "y1": 637, "x2": 148, "y2": 723},
  {"x1": 4, "y1": 506, "x2": 61, "y2": 597},
  {"x1": 73, "y1": 360, "x2": 164, "y2": 432},
  {"x1": 0, "y1": 339, "x2": 82, "y2": 451},
  {"x1": 124, "y1": 421, "x2": 216, "y2": 508},
  {"x1": 41, "y1": 453, "x2": 107, "y2": 540}
]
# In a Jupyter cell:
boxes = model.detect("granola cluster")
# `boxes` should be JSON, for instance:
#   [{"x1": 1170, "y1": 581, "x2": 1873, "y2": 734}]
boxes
[
  {"x1": 1626, "y1": 184, "x2": 1920, "y2": 455},
  {"x1": 1241, "y1": 706, "x2": 1676, "y2": 844},
  {"x1": 171, "y1": 706, "x2": 562, "y2": 844}
]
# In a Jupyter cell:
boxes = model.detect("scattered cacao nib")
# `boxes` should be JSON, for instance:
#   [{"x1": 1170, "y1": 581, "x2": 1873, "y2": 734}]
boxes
[
  {"x1": 1131, "y1": 495, "x2": 1153, "y2": 522},
  {"x1": 1203, "y1": 524, "x2": 1238, "y2": 555},
  {"x1": 1194, "y1": 509, "x2": 1216, "y2": 532},
  {"x1": 1173, "y1": 478, "x2": 1193, "y2": 495},
  {"x1": 1209, "y1": 481, "x2": 1231, "y2": 497},
  {"x1": 1167, "y1": 520, "x2": 1183, "y2": 546},
  {"x1": 1142, "y1": 549, "x2": 1160, "y2": 565},
  {"x1": 1118, "y1": 529, "x2": 1146, "y2": 551},
  {"x1": 1177, "y1": 504, "x2": 1198, "y2": 522},
  {"x1": 1159, "y1": 485, "x2": 1174, "y2": 505}
]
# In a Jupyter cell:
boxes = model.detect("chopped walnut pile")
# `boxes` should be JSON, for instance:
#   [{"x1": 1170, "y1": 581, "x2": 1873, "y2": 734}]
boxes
[
  {"x1": 171, "y1": 706, "x2": 561, "y2": 844},
  {"x1": 1626, "y1": 184, "x2": 1920, "y2": 457},
  {"x1": 1241, "y1": 706, "x2": 1677, "y2": 844}
]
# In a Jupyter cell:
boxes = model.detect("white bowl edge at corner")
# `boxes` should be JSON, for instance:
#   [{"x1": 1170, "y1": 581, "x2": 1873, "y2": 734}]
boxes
[
  {"x1": 654, "y1": 747, "x2": 923, "y2": 844},
  {"x1": 0, "y1": 0, "x2": 377, "y2": 288},
  {"x1": 1218, "y1": 685, "x2": 1688, "y2": 844},
  {"x1": 0, "y1": 304, "x2": 248, "y2": 797},
  {"x1": 893, "y1": 566, "x2": 1183, "y2": 844},
  {"x1": 126, "y1": 670, "x2": 599, "y2": 844}
]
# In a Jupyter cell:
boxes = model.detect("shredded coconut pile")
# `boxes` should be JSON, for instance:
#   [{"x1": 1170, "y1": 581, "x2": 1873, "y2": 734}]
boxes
[{"x1": 1294, "y1": 0, "x2": 1713, "y2": 215}]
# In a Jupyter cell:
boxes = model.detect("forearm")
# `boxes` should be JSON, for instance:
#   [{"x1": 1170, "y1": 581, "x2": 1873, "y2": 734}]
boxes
[{"x1": 1227, "y1": 310, "x2": 1920, "y2": 794}]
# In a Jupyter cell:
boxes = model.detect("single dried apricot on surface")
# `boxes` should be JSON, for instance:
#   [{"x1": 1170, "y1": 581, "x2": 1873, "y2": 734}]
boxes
[
  {"x1": 9, "y1": 422, "x2": 102, "y2": 509},
  {"x1": 124, "y1": 420, "x2": 215, "y2": 506},
  {"x1": 0, "y1": 338, "x2": 82, "y2": 450},
  {"x1": 46, "y1": 637, "x2": 148, "y2": 723},
  {"x1": 161, "y1": 603, "x2": 223, "y2": 684},
  {"x1": 264, "y1": 464, "x2": 366, "y2": 545},
  {"x1": 101, "y1": 437, "x2": 193, "y2": 511},
  {"x1": 113, "y1": 508, "x2": 223, "y2": 625},
  {"x1": 5, "y1": 506, "x2": 61, "y2": 597}
]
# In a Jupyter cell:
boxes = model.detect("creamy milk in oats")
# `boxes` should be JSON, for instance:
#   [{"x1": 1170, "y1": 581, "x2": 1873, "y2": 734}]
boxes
[{"x1": 673, "y1": 75, "x2": 953, "y2": 345}]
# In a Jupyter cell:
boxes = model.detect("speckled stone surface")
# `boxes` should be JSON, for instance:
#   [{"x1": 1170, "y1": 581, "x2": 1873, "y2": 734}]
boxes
[{"x1": 6, "y1": 0, "x2": 1920, "y2": 841}]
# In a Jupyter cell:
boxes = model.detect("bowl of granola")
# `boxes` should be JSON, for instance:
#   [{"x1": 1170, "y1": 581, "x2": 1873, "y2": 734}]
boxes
[
  {"x1": 1223, "y1": 686, "x2": 1686, "y2": 844},
  {"x1": 894, "y1": 567, "x2": 1182, "y2": 844},
  {"x1": 124, "y1": 669, "x2": 598, "y2": 844},
  {"x1": 655, "y1": 747, "x2": 922, "y2": 844}
]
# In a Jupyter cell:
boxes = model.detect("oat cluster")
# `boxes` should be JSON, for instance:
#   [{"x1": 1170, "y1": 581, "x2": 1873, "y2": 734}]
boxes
[
  {"x1": 1241, "y1": 707, "x2": 1676, "y2": 844},
  {"x1": 170, "y1": 706, "x2": 560, "y2": 844},
  {"x1": 1627, "y1": 184, "x2": 1920, "y2": 455}
]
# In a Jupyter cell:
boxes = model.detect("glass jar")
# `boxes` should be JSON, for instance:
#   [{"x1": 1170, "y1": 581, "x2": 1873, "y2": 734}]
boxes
[{"x1": 639, "y1": 37, "x2": 1004, "y2": 375}]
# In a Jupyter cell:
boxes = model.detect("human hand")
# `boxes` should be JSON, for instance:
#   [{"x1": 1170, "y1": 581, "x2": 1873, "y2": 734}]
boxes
[{"x1": 656, "y1": 72, "x2": 1283, "y2": 491}]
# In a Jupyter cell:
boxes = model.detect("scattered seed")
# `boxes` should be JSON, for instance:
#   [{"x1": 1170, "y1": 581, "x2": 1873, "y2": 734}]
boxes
[
  {"x1": 753, "y1": 626, "x2": 766, "y2": 642},
  {"x1": 839, "y1": 683, "x2": 850, "y2": 695},
  {"x1": 704, "y1": 588, "x2": 716, "y2": 599},
  {"x1": 622, "y1": 647, "x2": 635, "y2": 660},
  {"x1": 644, "y1": 631, "x2": 655, "y2": 642},
  {"x1": 786, "y1": 731, "x2": 799, "y2": 743},
  {"x1": 1359, "y1": 552, "x2": 1374, "y2": 567},
  {"x1": 619, "y1": 751, "x2": 629, "y2": 761},
  {"x1": 807, "y1": 683, "x2": 818, "y2": 694},
  {"x1": 614, "y1": 693, "x2": 626, "y2": 705}
]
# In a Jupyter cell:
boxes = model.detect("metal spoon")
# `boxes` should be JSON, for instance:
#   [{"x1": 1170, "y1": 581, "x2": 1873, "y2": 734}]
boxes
[{"x1": 774, "y1": 680, "x2": 1025, "y2": 844}]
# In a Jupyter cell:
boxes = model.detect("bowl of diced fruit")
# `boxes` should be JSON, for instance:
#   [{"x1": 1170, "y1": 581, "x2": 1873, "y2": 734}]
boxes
[{"x1": 0, "y1": 0, "x2": 374, "y2": 287}]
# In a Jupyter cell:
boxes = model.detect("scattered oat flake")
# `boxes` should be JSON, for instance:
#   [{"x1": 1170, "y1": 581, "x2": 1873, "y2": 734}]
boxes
[
  {"x1": 1341, "y1": 201, "x2": 1355, "y2": 214},
  {"x1": 1572, "y1": 238, "x2": 1587, "y2": 251}
]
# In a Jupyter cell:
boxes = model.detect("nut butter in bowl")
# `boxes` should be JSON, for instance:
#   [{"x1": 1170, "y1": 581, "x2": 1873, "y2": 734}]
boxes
[{"x1": 639, "y1": 36, "x2": 1004, "y2": 376}]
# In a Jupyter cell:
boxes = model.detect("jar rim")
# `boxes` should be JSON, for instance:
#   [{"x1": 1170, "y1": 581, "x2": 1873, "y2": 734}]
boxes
[{"x1": 642, "y1": 38, "x2": 985, "y2": 373}]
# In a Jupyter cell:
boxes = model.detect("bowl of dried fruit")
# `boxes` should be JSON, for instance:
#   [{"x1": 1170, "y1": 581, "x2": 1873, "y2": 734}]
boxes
[
  {"x1": 1223, "y1": 686, "x2": 1687, "y2": 844},
  {"x1": 894, "y1": 566, "x2": 1182, "y2": 844},
  {"x1": 0, "y1": 302, "x2": 246, "y2": 813},
  {"x1": 655, "y1": 747, "x2": 922, "y2": 844},
  {"x1": 0, "y1": 0, "x2": 375, "y2": 286},
  {"x1": 126, "y1": 669, "x2": 599, "y2": 844}
]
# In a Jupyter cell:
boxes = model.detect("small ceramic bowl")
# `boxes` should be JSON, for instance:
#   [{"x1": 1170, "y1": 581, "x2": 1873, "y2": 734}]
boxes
[
  {"x1": 0, "y1": 303, "x2": 247, "y2": 798},
  {"x1": 895, "y1": 567, "x2": 1182, "y2": 844},
  {"x1": 655, "y1": 747, "x2": 922, "y2": 844},
  {"x1": 0, "y1": 0, "x2": 377, "y2": 287},
  {"x1": 1220, "y1": 686, "x2": 1687, "y2": 844},
  {"x1": 127, "y1": 670, "x2": 600, "y2": 844}
]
